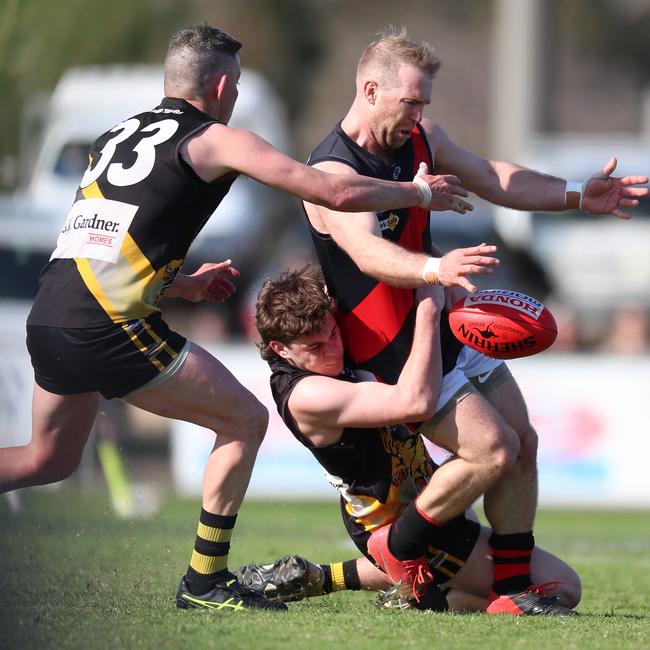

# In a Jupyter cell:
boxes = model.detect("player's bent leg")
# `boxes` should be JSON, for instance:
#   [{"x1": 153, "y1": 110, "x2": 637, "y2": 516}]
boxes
[
  {"x1": 416, "y1": 391, "x2": 520, "y2": 521},
  {"x1": 0, "y1": 385, "x2": 100, "y2": 492},
  {"x1": 127, "y1": 342, "x2": 268, "y2": 514},
  {"x1": 367, "y1": 396, "x2": 519, "y2": 601},
  {"x1": 236, "y1": 556, "x2": 379, "y2": 602},
  {"x1": 478, "y1": 376, "x2": 539, "y2": 534},
  {"x1": 530, "y1": 545, "x2": 582, "y2": 609},
  {"x1": 127, "y1": 343, "x2": 285, "y2": 611}
]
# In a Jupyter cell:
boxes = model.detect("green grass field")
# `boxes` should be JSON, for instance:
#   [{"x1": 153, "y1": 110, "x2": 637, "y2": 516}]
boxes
[{"x1": 1, "y1": 488, "x2": 648, "y2": 650}]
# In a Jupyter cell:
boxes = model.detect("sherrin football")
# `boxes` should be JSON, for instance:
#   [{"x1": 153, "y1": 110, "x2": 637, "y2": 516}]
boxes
[{"x1": 448, "y1": 289, "x2": 558, "y2": 359}]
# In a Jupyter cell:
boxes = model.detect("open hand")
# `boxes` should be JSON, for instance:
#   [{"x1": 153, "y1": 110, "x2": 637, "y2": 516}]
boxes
[
  {"x1": 181, "y1": 260, "x2": 240, "y2": 303},
  {"x1": 438, "y1": 243, "x2": 499, "y2": 293},
  {"x1": 582, "y1": 157, "x2": 648, "y2": 220}
]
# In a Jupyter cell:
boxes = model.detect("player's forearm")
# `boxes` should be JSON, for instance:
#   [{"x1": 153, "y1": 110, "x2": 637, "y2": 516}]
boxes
[
  {"x1": 310, "y1": 172, "x2": 422, "y2": 213},
  {"x1": 342, "y1": 232, "x2": 430, "y2": 288},
  {"x1": 394, "y1": 299, "x2": 442, "y2": 421},
  {"x1": 480, "y1": 161, "x2": 568, "y2": 211}
]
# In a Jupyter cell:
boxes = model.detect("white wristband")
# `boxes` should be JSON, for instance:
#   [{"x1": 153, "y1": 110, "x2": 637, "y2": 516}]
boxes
[
  {"x1": 412, "y1": 175, "x2": 432, "y2": 209},
  {"x1": 422, "y1": 257, "x2": 442, "y2": 285},
  {"x1": 565, "y1": 181, "x2": 583, "y2": 210}
]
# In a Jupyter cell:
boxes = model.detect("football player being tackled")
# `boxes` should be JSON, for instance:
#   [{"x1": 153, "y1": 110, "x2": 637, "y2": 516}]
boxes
[{"x1": 245, "y1": 265, "x2": 580, "y2": 614}]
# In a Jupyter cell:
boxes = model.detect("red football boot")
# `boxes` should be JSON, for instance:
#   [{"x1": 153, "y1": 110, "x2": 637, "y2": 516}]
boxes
[
  {"x1": 367, "y1": 524, "x2": 433, "y2": 602},
  {"x1": 486, "y1": 582, "x2": 577, "y2": 616}
]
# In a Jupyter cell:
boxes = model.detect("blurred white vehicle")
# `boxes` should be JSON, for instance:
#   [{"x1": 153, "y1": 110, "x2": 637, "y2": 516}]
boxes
[
  {"x1": 0, "y1": 64, "x2": 291, "y2": 298},
  {"x1": 493, "y1": 134, "x2": 650, "y2": 312}
]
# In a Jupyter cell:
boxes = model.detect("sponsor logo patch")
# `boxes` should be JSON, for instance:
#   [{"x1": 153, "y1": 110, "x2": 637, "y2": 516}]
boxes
[
  {"x1": 379, "y1": 212, "x2": 400, "y2": 232},
  {"x1": 51, "y1": 198, "x2": 138, "y2": 264}
]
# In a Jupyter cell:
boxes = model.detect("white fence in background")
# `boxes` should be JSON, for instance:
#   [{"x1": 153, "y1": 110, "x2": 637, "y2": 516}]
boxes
[
  {"x1": 1, "y1": 304, "x2": 648, "y2": 507},
  {"x1": 170, "y1": 344, "x2": 650, "y2": 507}
]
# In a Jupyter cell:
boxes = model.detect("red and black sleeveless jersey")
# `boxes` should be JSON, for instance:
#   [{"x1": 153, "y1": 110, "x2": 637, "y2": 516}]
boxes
[
  {"x1": 28, "y1": 97, "x2": 236, "y2": 328},
  {"x1": 269, "y1": 356, "x2": 435, "y2": 529},
  {"x1": 307, "y1": 122, "x2": 462, "y2": 381}
]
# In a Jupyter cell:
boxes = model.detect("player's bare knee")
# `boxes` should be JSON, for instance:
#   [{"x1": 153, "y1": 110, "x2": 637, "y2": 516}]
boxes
[
  {"x1": 249, "y1": 402, "x2": 269, "y2": 445},
  {"x1": 489, "y1": 425, "x2": 520, "y2": 474},
  {"x1": 228, "y1": 398, "x2": 268, "y2": 445},
  {"x1": 29, "y1": 444, "x2": 81, "y2": 484},
  {"x1": 517, "y1": 424, "x2": 538, "y2": 466}
]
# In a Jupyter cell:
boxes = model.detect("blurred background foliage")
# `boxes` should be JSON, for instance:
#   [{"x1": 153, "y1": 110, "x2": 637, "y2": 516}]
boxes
[
  {"x1": 0, "y1": 0, "x2": 325, "y2": 174},
  {"x1": 2, "y1": 0, "x2": 650, "y2": 175}
]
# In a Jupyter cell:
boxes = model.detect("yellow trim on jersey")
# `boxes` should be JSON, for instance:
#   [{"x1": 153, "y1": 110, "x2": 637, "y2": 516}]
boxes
[
  {"x1": 119, "y1": 232, "x2": 159, "y2": 315},
  {"x1": 74, "y1": 258, "x2": 121, "y2": 320},
  {"x1": 197, "y1": 523, "x2": 233, "y2": 543},
  {"x1": 119, "y1": 322, "x2": 166, "y2": 372},
  {"x1": 81, "y1": 179, "x2": 104, "y2": 199},
  {"x1": 190, "y1": 550, "x2": 228, "y2": 575}
]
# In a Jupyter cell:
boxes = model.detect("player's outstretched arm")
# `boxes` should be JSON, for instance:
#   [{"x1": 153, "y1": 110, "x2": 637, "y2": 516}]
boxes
[
  {"x1": 185, "y1": 124, "x2": 478, "y2": 214},
  {"x1": 427, "y1": 121, "x2": 649, "y2": 216}
]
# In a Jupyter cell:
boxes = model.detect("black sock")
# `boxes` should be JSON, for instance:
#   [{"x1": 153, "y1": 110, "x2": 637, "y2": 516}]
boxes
[
  {"x1": 185, "y1": 509, "x2": 237, "y2": 595},
  {"x1": 388, "y1": 501, "x2": 444, "y2": 560}
]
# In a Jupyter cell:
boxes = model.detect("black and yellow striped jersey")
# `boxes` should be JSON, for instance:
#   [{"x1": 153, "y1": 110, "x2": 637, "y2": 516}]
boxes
[{"x1": 28, "y1": 97, "x2": 236, "y2": 327}]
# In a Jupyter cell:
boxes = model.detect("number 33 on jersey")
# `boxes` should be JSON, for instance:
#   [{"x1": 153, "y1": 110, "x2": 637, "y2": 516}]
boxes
[{"x1": 33, "y1": 98, "x2": 236, "y2": 327}]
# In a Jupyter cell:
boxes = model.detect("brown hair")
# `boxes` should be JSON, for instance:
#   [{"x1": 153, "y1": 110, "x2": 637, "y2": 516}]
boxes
[
  {"x1": 255, "y1": 264, "x2": 335, "y2": 361},
  {"x1": 357, "y1": 26, "x2": 441, "y2": 84}
]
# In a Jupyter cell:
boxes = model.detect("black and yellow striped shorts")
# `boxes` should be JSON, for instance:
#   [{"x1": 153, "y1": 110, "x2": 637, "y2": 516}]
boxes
[{"x1": 27, "y1": 313, "x2": 187, "y2": 399}]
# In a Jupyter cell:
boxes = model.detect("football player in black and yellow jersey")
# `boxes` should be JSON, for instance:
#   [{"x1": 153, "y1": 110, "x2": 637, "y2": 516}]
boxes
[
  {"x1": 301, "y1": 27, "x2": 646, "y2": 615},
  {"x1": 246, "y1": 264, "x2": 580, "y2": 613},
  {"x1": 0, "y1": 24, "x2": 499, "y2": 613}
]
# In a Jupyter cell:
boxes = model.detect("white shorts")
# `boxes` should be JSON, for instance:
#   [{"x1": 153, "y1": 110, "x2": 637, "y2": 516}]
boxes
[
  {"x1": 436, "y1": 346, "x2": 503, "y2": 411},
  {"x1": 418, "y1": 346, "x2": 508, "y2": 437}
]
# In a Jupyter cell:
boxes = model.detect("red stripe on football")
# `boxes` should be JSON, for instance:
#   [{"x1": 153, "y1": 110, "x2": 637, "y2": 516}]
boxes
[{"x1": 449, "y1": 289, "x2": 558, "y2": 359}]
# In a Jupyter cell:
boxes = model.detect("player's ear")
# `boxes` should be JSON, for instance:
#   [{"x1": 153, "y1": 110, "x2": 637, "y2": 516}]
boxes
[
  {"x1": 269, "y1": 340, "x2": 290, "y2": 358},
  {"x1": 212, "y1": 73, "x2": 228, "y2": 100},
  {"x1": 210, "y1": 74, "x2": 228, "y2": 101},
  {"x1": 364, "y1": 80, "x2": 378, "y2": 106}
]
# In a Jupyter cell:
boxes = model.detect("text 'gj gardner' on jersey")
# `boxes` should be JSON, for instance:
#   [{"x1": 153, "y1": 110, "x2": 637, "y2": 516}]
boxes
[{"x1": 28, "y1": 98, "x2": 236, "y2": 328}]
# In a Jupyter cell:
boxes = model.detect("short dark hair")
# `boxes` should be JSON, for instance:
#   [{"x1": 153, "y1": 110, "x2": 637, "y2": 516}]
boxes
[
  {"x1": 164, "y1": 24, "x2": 242, "y2": 98},
  {"x1": 255, "y1": 264, "x2": 335, "y2": 361}
]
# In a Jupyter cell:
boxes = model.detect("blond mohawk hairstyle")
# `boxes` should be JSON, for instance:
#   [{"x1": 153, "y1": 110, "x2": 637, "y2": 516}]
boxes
[{"x1": 357, "y1": 26, "x2": 441, "y2": 84}]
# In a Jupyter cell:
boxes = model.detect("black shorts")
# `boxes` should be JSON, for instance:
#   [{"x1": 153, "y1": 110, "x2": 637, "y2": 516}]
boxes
[
  {"x1": 26, "y1": 313, "x2": 187, "y2": 399},
  {"x1": 341, "y1": 499, "x2": 481, "y2": 584}
]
